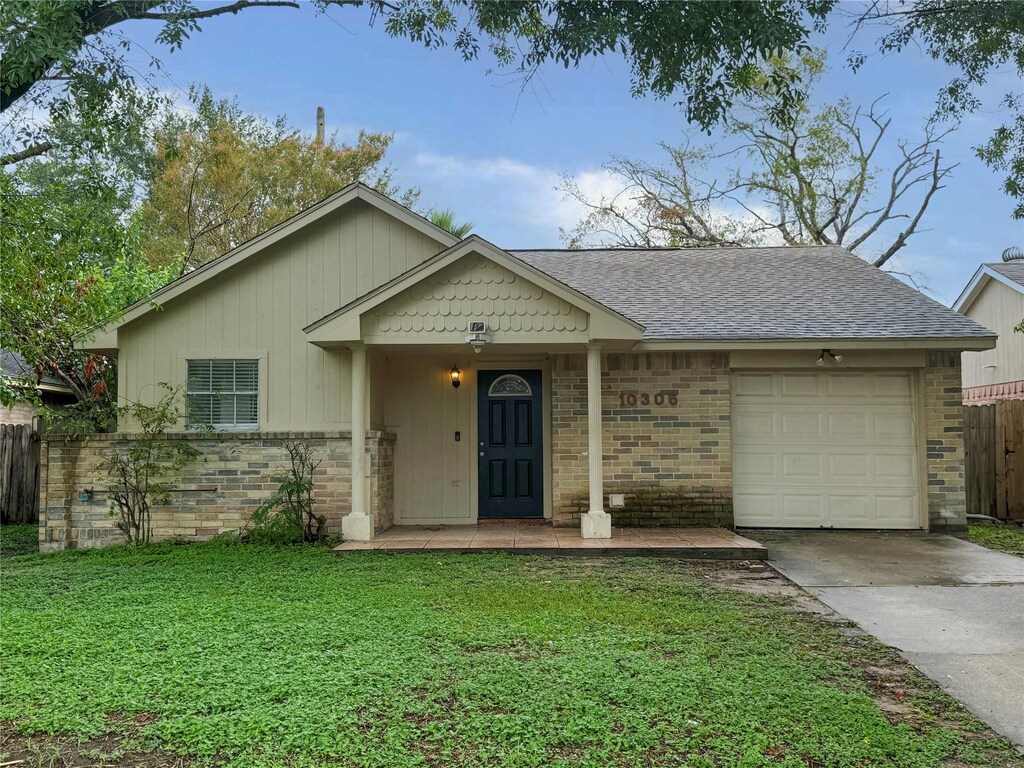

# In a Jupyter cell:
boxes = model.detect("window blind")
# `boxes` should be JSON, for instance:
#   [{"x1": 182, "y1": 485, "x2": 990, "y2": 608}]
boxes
[{"x1": 186, "y1": 359, "x2": 258, "y2": 429}]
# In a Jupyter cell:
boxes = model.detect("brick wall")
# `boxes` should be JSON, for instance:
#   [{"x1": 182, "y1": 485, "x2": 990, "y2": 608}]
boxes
[
  {"x1": 550, "y1": 351, "x2": 732, "y2": 528},
  {"x1": 369, "y1": 433, "x2": 395, "y2": 533},
  {"x1": 40, "y1": 431, "x2": 396, "y2": 552},
  {"x1": 923, "y1": 352, "x2": 967, "y2": 532},
  {"x1": 1, "y1": 402, "x2": 36, "y2": 426}
]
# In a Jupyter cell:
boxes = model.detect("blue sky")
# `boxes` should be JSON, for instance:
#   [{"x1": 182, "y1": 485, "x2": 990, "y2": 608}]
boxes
[{"x1": 126, "y1": 3, "x2": 1020, "y2": 306}]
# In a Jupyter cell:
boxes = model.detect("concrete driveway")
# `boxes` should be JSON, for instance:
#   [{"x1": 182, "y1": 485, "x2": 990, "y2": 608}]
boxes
[{"x1": 754, "y1": 530, "x2": 1024, "y2": 747}]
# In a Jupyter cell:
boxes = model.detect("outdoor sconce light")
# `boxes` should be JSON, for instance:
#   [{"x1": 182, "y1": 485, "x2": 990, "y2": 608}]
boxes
[
  {"x1": 816, "y1": 349, "x2": 843, "y2": 366},
  {"x1": 79, "y1": 488, "x2": 93, "y2": 502},
  {"x1": 450, "y1": 364, "x2": 462, "y2": 389}
]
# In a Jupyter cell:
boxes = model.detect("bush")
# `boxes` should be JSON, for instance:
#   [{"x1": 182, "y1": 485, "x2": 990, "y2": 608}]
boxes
[{"x1": 248, "y1": 441, "x2": 326, "y2": 544}]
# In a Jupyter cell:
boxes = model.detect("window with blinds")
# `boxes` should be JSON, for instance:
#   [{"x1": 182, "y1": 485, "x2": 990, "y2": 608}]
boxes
[{"x1": 186, "y1": 359, "x2": 259, "y2": 429}]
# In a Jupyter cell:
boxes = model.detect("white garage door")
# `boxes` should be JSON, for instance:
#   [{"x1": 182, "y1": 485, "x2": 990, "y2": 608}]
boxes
[{"x1": 732, "y1": 371, "x2": 922, "y2": 529}]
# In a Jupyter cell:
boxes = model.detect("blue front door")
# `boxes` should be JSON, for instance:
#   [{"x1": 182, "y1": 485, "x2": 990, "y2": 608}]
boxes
[{"x1": 477, "y1": 369, "x2": 544, "y2": 519}]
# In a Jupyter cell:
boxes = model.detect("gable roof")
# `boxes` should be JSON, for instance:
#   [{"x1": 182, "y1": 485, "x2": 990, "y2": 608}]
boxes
[
  {"x1": 97, "y1": 183, "x2": 458, "y2": 333},
  {"x1": 954, "y1": 261, "x2": 1024, "y2": 313},
  {"x1": 512, "y1": 246, "x2": 995, "y2": 344},
  {"x1": 304, "y1": 235, "x2": 645, "y2": 343}
]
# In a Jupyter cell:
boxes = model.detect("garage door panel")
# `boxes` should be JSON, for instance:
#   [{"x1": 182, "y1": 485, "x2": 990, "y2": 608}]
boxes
[
  {"x1": 781, "y1": 494, "x2": 826, "y2": 523},
  {"x1": 828, "y1": 412, "x2": 869, "y2": 439},
  {"x1": 733, "y1": 493, "x2": 780, "y2": 526},
  {"x1": 782, "y1": 453, "x2": 824, "y2": 478},
  {"x1": 733, "y1": 411, "x2": 776, "y2": 440},
  {"x1": 874, "y1": 413, "x2": 915, "y2": 441},
  {"x1": 874, "y1": 373, "x2": 913, "y2": 397},
  {"x1": 828, "y1": 453, "x2": 870, "y2": 480},
  {"x1": 733, "y1": 370, "x2": 921, "y2": 530},
  {"x1": 827, "y1": 374, "x2": 874, "y2": 398},
  {"x1": 781, "y1": 411, "x2": 822, "y2": 438},
  {"x1": 734, "y1": 373, "x2": 775, "y2": 397},
  {"x1": 875, "y1": 453, "x2": 917, "y2": 481},
  {"x1": 781, "y1": 373, "x2": 821, "y2": 397},
  {"x1": 734, "y1": 453, "x2": 776, "y2": 478}
]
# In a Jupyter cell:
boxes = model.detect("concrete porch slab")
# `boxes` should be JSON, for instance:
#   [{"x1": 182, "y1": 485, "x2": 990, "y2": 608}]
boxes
[{"x1": 334, "y1": 524, "x2": 765, "y2": 559}]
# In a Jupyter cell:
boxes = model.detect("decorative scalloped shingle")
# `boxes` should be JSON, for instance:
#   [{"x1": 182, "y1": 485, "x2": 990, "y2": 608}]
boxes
[
  {"x1": 371, "y1": 253, "x2": 588, "y2": 335},
  {"x1": 510, "y1": 246, "x2": 994, "y2": 341}
]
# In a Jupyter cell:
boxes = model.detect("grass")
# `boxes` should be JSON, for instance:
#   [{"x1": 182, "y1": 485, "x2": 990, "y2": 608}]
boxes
[
  {"x1": 968, "y1": 523, "x2": 1024, "y2": 557},
  {"x1": 0, "y1": 524, "x2": 38, "y2": 558},
  {"x1": 2, "y1": 543, "x2": 1020, "y2": 768}
]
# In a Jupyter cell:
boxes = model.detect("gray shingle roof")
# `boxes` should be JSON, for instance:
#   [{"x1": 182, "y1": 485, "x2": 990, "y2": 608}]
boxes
[
  {"x1": 988, "y1": 261, "x2": 1024, "y2": 288},
  {"x1": 1, "y1": 349, "x2": 68, "y2": 389},
  {"x1": 510, "y1": 245, "x2": 994, "y2": 341}
]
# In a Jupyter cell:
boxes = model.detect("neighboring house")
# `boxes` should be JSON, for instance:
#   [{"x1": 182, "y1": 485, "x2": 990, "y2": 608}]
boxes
[
  {"x1": 953, "y1": 251, "x2": 1024, "y2": 404},
  {"x1": 1, "y1": 350, "x2": 75, "y2": 426},
  {"x1": 40, "y1": 183, "x2": 995, "y2": 551}
]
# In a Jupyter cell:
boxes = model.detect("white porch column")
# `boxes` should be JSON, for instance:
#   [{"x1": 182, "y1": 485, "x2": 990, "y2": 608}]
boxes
[
  {"x1": 581, "y1": 343, "x2": 611, "y2": 539},
  {"x1": 342, "y1": 343, "x2": 373, "y2": 541}
]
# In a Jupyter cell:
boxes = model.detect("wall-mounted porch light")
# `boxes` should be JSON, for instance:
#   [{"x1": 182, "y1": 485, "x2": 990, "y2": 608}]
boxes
[{"x1": 450, "y1": 364, "x2": 462, "y2": 389}]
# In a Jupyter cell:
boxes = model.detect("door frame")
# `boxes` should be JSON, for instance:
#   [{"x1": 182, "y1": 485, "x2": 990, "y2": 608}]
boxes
[{"x1": 470, "y1": 358, "x2": 553, "y2": 521}]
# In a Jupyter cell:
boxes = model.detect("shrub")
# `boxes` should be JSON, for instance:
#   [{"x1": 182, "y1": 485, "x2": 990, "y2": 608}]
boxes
[{"x1": 249, "y1": 441, "x2": 326, "y2": 544}]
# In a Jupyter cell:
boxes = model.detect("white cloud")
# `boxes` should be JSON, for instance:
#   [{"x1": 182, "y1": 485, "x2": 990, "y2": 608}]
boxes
[{"x1": 412, "y1": 151, "x2": 617, "y2": 245}]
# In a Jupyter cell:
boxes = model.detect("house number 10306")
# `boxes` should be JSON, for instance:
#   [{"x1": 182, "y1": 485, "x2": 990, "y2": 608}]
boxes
[{"x1": 617, "y1": 391, "x2": 678, "y2": 407}]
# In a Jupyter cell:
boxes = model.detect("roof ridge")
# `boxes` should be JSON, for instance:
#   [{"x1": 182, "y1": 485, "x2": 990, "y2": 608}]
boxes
[{"x1": 507, "y1": 244, "x2": 848, "y2": 252}]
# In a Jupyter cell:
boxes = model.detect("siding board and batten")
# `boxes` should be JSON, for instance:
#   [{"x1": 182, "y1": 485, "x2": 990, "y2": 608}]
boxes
[
  {"x1": 960, "y1": 278, "x2": 1024, "y2": 390},
  {"x1": 115, "y1": 202, "x2": 446, "y2": 430}
]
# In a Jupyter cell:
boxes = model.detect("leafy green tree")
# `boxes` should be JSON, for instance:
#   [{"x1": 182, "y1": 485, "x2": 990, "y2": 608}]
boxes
[
  {"x1": 3, "y1": 2, "x2": 1018, "y2": 212},
  {"x1": 0, "y1": 107, "x2": 172, "y2": 416},
  {"x1": 139, "y1": 87, "x2": 415, "y2": 273},
  {"x1": 1, "y1": 0, "x2": 832, "y2": 168},
  {"x1": 562, "y1": 52, "x2": 954, "y2": 268}
]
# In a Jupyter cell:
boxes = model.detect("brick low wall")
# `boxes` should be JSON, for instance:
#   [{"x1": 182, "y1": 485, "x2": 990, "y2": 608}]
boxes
[
  {"x1": 923, "y1": 352, "x2": 967, "y2": 532},
  {"x1": 551, "y1": 351, "x2": 733, "y2": 528},
  {"x1": 39, "y1": 431, "x2": 396, "y2": 552}
]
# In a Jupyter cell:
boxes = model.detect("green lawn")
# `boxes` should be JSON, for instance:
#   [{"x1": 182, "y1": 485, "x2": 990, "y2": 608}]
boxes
[
  {"x1": 0, "y1": 524, "x2": 38, "y2": 558},
  {"x1": 968, "y1": 523, "x2": 1024, "y2": 557},
  {"x1": 1, "y1": 544, "x2": 1019, "y2": 768}
]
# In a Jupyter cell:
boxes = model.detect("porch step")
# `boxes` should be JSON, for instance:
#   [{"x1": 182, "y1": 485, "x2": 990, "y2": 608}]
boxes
[
  {"x1": 477, "y1": 519, "x2": 550, "y2": 527},
  {"x1": 334, "y1": 525, "x2": 766, "y2": 560}
]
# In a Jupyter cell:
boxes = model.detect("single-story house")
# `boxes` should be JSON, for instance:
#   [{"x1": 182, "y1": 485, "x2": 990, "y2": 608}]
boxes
[
  {"x1": 1, "y1": 349, "x2": 76, "y2": 426},
  {"x1": 953, "y1": 251, "x2": 1024, "y2": 404},
  {"x1": 40, "y1": 183, "x2": 995, "y2": 551}
]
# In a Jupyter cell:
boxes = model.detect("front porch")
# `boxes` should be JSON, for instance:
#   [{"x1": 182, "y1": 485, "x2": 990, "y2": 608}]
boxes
[{"x1": 334, "y1": 523, "x2": 765, "y2": 558}]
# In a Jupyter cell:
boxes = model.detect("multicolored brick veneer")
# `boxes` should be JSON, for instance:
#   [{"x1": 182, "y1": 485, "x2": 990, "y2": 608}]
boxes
[
  {"x1": 39, "y1": 431, "x2": 395, "y2": 552},
  {"x1": 923, "y1": 352, "x2": 967, "y2": 532},
  {"x1": 550, "y1": 351, "x2": 733, "y2": 528}
]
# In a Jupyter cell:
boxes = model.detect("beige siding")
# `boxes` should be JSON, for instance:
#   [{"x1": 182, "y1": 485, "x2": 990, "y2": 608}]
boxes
[
  {"x1": 117, "y1": 200, "x2": 445, "y2": 429},
  {"x1": 962, "y1": 279, "x2": 1024, "y2": 388},
  {"x1": 383, "y1": 354, "x2": 475, "y2": 524},
  {"x1": 363, "y1": 252, "x2": 589, "y2": 344}
]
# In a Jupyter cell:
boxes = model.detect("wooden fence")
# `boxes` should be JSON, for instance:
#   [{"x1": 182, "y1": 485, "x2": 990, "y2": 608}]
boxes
[
  {"x1": 964, "y1": 399, "x2": 1024, "y2": 520},
  {"x1": 0, "y1": 423, "x2": 41, "y2": 525}
]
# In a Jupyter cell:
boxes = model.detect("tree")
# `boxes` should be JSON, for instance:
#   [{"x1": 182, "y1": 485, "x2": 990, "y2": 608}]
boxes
[
  {"x1": 139, "y1": 88, "x2": 415, "y2": 273},
  {"x1": 849, "y1": 1, "x2": 1024, "y2": 218},
  {"x1": 0, "y1": 112, "x2": 173, "y2": 419},
  {"x1": 427, "y1": 208, "x2": 473, "y2": 238},
  {"x1": 562, "y1": 52, "x2": 955, "y2": 268},
  {"x1": 2, "y1": 1, "x2": 834, "y2": 168}
]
